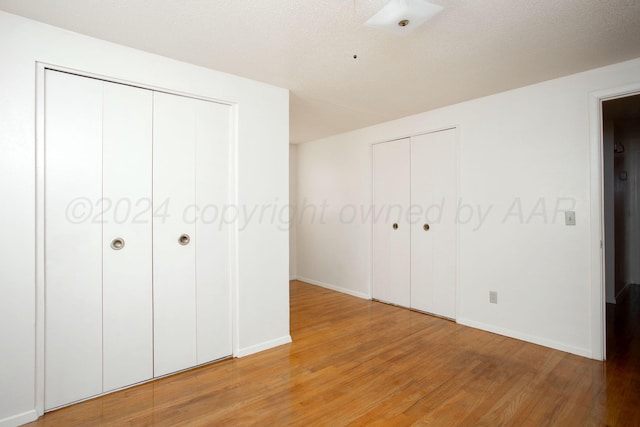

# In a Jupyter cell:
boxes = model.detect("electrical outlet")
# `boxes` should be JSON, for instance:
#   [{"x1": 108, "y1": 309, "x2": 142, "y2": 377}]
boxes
[
  {"x1": 489, "y1": 291, "x2": 498, "y2": 304},
  {"x1": 565, "y1": 211, "x2": 576, "y2": 226}
]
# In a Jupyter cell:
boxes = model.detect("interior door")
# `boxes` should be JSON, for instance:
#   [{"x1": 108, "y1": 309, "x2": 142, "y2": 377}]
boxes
[
  {"x1": 45, "y1": 71, "x2": 232, "y2": 406},
  {"x1": 45, "y1": 70, "x2": 155, "y2": 408},
  {"x1": 153, "y1": 92, "x2": 232, "y2": 375},
  {"x1": 102, "y1": 81, "x2": 153, "y2": 392},
  {"x1": 410, "y1": 129, "x2": 457, "y2": 318},
  {"x1": 45, "y1": 70, "x2": 103, "y2": 409},
  {"x1": 153, "y1": 92, "x2": 198, "y2": 376},
  {"x1": 194, "y1": 99, "x2": 233, "y2": 364},
  {"x1": 372, "y1": 138, "x2": 411, "y2": 307}
]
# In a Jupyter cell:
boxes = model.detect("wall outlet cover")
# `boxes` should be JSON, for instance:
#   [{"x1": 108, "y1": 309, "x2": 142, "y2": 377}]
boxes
[{"x1": 489, "y1": 291, "x2": 498, "y2": 304}]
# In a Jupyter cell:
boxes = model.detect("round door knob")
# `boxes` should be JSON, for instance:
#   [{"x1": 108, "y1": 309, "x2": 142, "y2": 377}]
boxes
[
  {"x1": 392, "y1": 223, "x2": 398, "y2": 230},
  {"x1": 423, "y1": 224, "x2": 430, "y2": 231},
  {"x1": 110, "y1": 238, "x2": 125, "y2": 250},
  {"x1": 178, "y1": 234, "x2": 191, "y2": 246}
]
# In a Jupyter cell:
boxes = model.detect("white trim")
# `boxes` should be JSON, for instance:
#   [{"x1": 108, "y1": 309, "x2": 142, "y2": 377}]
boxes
[
  {"x1": 588, "y1": 91, "x2": 605, "y2": 361},
  {"x1": 297, "y1": 276, "x2": 371, "y2": 300},
  {"x1": 369, "y1": 140, "x2": 374, "y2": 300},
  {"x1": 35, "y1": 61, "x2": 240, "y2": 410},
  {"x1": 453, "y1": 126, "x2": 461, "y2": 322},
  {"x1": 0, "y1": 410, "x2": 38, "y2": 427},
  {"x1": 457, "y1": 318, "x2": 592, "y2": 359},
  {"x1": 234, "y1": 335, "x2": 292, "y2": 358},
  {"x1": 588, "y1": 82, "x2": 640, "y2": 361},
  {"x1": 289, "y1": 276, "x2": 297, "y2": 281},
  {"x1": 34, "y1": 62, "x2": 46, "y2": 417},
  {"x1": 228, "y1": 102, "x2": 240, "y2": 359}
]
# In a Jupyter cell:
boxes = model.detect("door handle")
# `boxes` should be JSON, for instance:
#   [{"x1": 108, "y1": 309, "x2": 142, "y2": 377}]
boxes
[
  {"x1": 392, "y1": 223, "x2": 398, "y2": 230},
  {"x1": 110, "y1": 237, "x2": 125, "y2": 250},
  {"x1": 178, "y1": 234, "x2": 190, "y2": 246},
  {"x1": 423, "y1": 224, "x2": 430, "y2": 231}
]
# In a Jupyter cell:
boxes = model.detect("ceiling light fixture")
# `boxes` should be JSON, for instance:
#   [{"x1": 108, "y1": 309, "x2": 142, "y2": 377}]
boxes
[{"x1": 365, "y1": 0, "x2": 443, "y2": 36}]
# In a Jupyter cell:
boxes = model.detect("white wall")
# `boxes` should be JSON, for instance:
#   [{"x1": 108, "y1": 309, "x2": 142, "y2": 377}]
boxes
[
  {"x1": 296, "y1": 138, "x2": 372, "y2": 299},
  {"x1": 296, "y1": 57, "x2": 640, "y2": 359},
  {"x1": 0, "y1": 11, "x2": 289, "y2": 427}
]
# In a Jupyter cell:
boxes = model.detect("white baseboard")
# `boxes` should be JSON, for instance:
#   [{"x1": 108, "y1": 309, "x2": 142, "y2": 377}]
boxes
[
  {"x1": 296, "y1": 276, "x2": 371, "y2": 300},
  {"x1": 457, "y1": 318, "x2": 593, "y2": 359},
  {"x1": 235, "y1": 335, "x2": 292, "y2": 358},
  {"x1": 0, "y1": 409, "x2": 38, "y2": 427},
  {"x1": 289, "y1": 275, "x2": 297, "y2": 281}
]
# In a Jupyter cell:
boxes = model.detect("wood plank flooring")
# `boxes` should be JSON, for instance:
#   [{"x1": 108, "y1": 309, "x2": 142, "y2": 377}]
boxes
[{"x1": 28, "y1": 280, "x2": 640, "y2": 426}]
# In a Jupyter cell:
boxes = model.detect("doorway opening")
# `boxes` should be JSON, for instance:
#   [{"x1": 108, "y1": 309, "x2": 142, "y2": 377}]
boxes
[{"x1": 602, "y1": 93, "x2": 640, "y2": 360}]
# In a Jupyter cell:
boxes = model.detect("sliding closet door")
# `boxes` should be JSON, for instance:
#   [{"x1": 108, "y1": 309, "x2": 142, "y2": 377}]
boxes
[
  {"x1": 45, "y1": 70, "x2": 103, "y2": 409},
  {"x1": 410, "y1": 129, "x2": 457, "y2": 318},
  {"x1": 372, "y1": 138, "x2": 411, "y2": 307},
  {"x1": 153, "y1": 93, "x2": 232, "y2": 376},
  {"x1": 102, "y1": 83, "x2": 153, "y2": 392}
]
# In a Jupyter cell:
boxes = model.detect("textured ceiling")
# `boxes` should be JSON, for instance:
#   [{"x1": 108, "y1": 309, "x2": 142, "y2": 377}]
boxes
[{"x1": 1, "y1": 0, "x2": 640, "y2": 143}]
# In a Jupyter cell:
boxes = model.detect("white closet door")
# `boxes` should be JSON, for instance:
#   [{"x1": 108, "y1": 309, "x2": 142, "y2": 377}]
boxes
[
  {"x1": 194, "y1": 100, "x2": 232, "y2": 364},
  {"x1": 153, "y1": 92, "x2": 198, "y2": 376},
  {"x1": 45, "y1": 70, "x2": 103, "y2": 409},
  {"x1": 45, "y1": 72, "x2": 232, "y2": 407},
  {"x1": 410, "y1": 129, "x2": 457, "y2": 318},
  {"x1": 102, "y1": 82, "x2": 153, "y2": 391},
  {"x1": 372, "y1": 138, "x2": 411, "y2": 307}
]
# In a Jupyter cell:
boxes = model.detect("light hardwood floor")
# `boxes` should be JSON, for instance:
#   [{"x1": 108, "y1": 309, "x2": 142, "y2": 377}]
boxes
[{"x1": 28, "y1": 280, "x2": 640, "y2": 426}]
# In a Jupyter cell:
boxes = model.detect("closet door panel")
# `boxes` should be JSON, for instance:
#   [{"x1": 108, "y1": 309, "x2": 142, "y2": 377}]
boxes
[
  {"x1": 153, "y1": 92, "x2": 197, "y2": 376},
  {"x1": 410, "y1": 129, "x2": 457, "y2": 318},
  {"x1": 194, "y1": 100, "x2": 232, "y2": 363},
  {"x1": 102, "y1": 82, "x2": 153, "y2": 391},
  {"x1": 372, "y1": 139, "x2": 411, "y2": 308},
  {"x1": 44, "y1": 70, "x2": 103, "y2": 409}
]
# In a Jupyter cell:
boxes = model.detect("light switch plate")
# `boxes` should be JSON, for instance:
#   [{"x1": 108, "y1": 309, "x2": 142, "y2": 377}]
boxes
[
  {"x1": 565, "y1": 211, "x2": 576, "y2": 226},
  {"x1": 489, "y1": 291, "x2": 497, "y2": 304}
]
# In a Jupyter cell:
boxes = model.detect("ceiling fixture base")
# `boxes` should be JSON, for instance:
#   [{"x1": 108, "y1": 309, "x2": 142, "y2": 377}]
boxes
[{"x1": 365, "y1": 0, "x2": 443, "y2": 36}]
